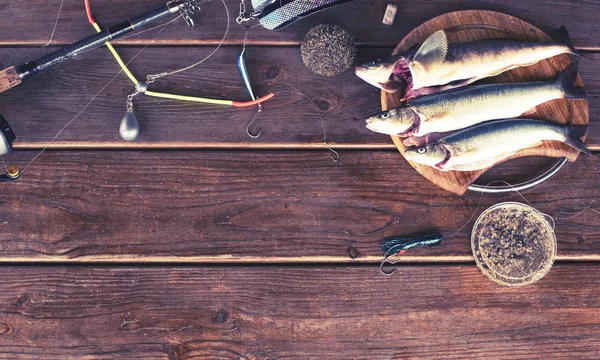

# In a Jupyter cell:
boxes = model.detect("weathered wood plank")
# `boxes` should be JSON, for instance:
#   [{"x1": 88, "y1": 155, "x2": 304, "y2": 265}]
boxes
[
  {"x1": 0, "y1": 265, "x2": 599, "y2": 359},
  {"x1": 2, "y1": 0, "x2": 600, "y2": 49},
  {"x1": 0, "y1": 151, "x2": 598, "y2": 262},
  {"x1": 0, "y1": 48, "x2": 598, "y2": 149}
]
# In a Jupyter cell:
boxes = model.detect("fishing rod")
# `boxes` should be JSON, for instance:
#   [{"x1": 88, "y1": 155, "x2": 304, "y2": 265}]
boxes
[
  {"x1": 0, "y1": 0, "x2": 272, "y2": 181},
  {"x1": 0, "y1": 0, "x2": 205, "y2": 94},
  {"x1": 0, "y1": 0, "x2": 353, "y2": 182},
  {"x1": 0, "y1": 0, "x2": 208, "y2": 180}
]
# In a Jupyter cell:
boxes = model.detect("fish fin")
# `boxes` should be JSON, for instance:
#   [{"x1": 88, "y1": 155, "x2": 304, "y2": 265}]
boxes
[
  {"x1": 551, "y1": 25, "x2": 588, "y2": 61},
  {"x1": 556, "y1": 64, "x2": 587, "y2": 100},
  {"x1": 403, "y1": 132, "x2": 451, "y2": 147},
  {"x1": 566, "y1": 125, "x2": 591, "y2": 155},
  {"x1": 419, "y1": 77, "x2": 479, "y2": 95},
  {"x1": 401, "y1": 88, "x2": 422, "y2": 102},
  {"x1": 413, "y1": 30, "x2": 448, "y2": 71}
]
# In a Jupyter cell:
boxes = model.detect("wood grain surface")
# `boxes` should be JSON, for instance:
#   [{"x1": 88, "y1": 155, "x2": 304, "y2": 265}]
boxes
[
  {"x1": 382, "y1": 10, "x2": 588, "y2": 195},
  {"x1": 1, "y1": 0, "x2": 600, "y2": 49},
  {"x1": 0, "y1": 47, "x2": 598, "y2": 149},
  {"x1": 0, "y1": 151, "x2": 598, "y2": 263},
  {"x1": 0, "y1": 265, "x2": 599, "y2": 359},
  {"x1": 0, "y1": 1, "x2": 599, "y2": 358}
]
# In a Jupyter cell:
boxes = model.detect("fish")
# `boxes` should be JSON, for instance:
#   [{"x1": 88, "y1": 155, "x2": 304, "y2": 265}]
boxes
[
  {"x1": 365, "y1": 64, "x2": 586, "y2": 137},
  {"x1": 355, "y1": 26, "x2": 578, "y2": 101},
  {"x1": 403, "y1": 119, "x2": 590, "y2": 172}
]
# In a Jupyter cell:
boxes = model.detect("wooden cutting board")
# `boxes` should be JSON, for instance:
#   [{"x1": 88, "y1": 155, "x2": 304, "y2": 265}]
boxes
[{"x1": 382, "y1": 10, "x2": 589, "y2": 195}]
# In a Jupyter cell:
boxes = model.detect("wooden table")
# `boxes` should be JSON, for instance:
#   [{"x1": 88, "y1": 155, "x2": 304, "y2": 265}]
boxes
[{"x1": 0, "y1": 1, "x2": 599, "y2": 358}]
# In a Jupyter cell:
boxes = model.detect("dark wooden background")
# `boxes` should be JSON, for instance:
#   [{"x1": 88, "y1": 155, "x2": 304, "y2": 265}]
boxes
[{"x1": 0, "y1": 1, "x2": 599, "y2": 358}]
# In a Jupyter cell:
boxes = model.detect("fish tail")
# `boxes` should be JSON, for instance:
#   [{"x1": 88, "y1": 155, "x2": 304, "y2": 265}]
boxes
[
  {"x1": 556, "y1": 64, "x2": 587, "y2": 100},
  {"x1": 565, "y1": 125, "x2": 591, "y2": 155}
]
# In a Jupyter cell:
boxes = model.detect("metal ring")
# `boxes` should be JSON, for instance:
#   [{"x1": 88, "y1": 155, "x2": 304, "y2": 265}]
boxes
[{"x1": 467, "y1": 157, "x2": 568, "y2": 194}]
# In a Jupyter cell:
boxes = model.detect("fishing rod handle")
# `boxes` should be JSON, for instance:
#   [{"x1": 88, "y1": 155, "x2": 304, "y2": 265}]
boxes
[
  {"x1": 16, "y1": 2, "x2": 186, "y2": 81},
  {"x1": 0, "y1": 67, "x2": 22, "y2": 94}
]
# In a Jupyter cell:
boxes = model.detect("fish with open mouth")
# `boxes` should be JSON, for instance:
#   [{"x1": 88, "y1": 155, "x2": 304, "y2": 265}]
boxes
[
  {"x1": 365, "y1": 64, "x2": 586, "y2": 138},
  {"x1": 403, "y1": 119, "x2": 590, "y2": 172},
  {"x1": 355, "y1": 26, "x2": 578, "y2": 101}
]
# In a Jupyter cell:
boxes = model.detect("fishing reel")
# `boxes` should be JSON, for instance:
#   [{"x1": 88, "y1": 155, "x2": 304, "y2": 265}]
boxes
[
  {"x1": 0, "y1": 114, "x2": 19, "y2": 182},
  {"x1": 169, "y1": 0, "x2": 209, "y2": 27}
]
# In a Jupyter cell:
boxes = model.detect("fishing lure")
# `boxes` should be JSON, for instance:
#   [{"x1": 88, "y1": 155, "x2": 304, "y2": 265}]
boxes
[
  {"x1": 238, "y1": 47, "x2": 261, "y2": 110},
  {"x1": 84, "y1": 0, "x2": 274, "y2": 141},
  {"x1": 237, "y1": 0, "x2": 357, "y2": 30},
  {"x1": 234, "y1": 0, "x2": 357, "y2": 137},
  {"x1": 380, "y1": 232, "x2": 444, "y2": 255},
  {"x1": 0, "y1": 0, "x2": 276, "y2": 181},
  {"x1": 380, "y1": 232, "x2": 444, "y2": 275}
]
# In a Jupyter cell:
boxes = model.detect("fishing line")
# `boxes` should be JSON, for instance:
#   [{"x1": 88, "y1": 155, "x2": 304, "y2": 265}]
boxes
[
  {"x1": 271, "y1": 90, "x2": 339, "y2": 162},
  {"x1": 379, "y1": 180, "x2": 501, "y2": 275},
  {"x1": 297, "y1": 92, "x2": 340, "y2": 162},
  {"x1": 16, "y1": 11, "x2": 177, "y2": 176},
  {"x1": 146, "y1": 0, "x2": 231, "y2": 81},
  {"x1": 556, "y1": 157, "x2": 600, "y2": 218},
  {"x1": 381, "y1": 160, "x2": 600, "y2": 274},
  {"x1": 243, "y1": 24, "x2": 263, "y2": 46},
  {"x1": 43, "y1": 0, "x2": 66, "y2": 47},
  {"x1": 118, "y1": 15, "x2": 184, "y2": 41}
]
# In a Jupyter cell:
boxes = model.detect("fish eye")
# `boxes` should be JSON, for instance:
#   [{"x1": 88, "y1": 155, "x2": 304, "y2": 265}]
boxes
[
  {"x1": 366, "y1": 61, "x2": 376, "y2": 66},
  {"x1": 380, "y1": 111, "x2": 391, "y2": 119},
  {"x1": 417, "y1": 147, "x2": 426, "y2": 154}
]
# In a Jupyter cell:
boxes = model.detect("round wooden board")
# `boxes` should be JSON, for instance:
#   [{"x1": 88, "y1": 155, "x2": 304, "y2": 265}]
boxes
[{"x1": 381, "y1": 10, "x2": 589, "y2": 195}]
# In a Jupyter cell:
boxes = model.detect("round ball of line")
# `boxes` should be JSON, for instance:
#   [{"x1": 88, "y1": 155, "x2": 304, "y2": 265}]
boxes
[{"x1": 301, "y1": 24, "x2": 357, "y2": 77}]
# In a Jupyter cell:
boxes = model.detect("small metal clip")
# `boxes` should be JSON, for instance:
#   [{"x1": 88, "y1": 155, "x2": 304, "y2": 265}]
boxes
[
  {"x1": 236, "y1": 0, "x2": 260, "y2": 24},
  {"x1": 178, "y1": 0, "x2": 207, "y2": 28}
]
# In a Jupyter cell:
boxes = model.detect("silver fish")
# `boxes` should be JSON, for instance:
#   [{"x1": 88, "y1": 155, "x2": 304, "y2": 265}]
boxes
[
  {"x1": 365, "y1": 65, "x2": 586, "y2": 137},
  {"x1": 404, "y1": 119, "x2": 590, "y2": 172},
  {"x1": 356, "y1": 26, "x2": 578, "y2": 101}
]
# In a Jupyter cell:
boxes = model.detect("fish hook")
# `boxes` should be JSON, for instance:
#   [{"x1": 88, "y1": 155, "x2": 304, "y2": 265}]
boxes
[
  {"x1": 379, "y1": 244, "x2": 404, "y2": 276},
  {"x1": 246, "y1": 109, "x2": 262, "y2": 138}
]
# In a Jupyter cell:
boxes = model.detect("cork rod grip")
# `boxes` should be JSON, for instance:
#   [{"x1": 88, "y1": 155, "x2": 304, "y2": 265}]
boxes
[{"x1": 0, "y1": 67, "x2": 21, "y2": 94}]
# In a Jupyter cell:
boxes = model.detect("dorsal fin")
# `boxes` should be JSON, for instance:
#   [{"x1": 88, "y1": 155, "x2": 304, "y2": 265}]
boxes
[{"x1": 412, "y1": 30, "x2": 448, "y2": 71}]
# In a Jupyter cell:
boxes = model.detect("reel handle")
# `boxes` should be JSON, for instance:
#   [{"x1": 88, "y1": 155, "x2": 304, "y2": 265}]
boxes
[{"x1": 0, "y1": 67, "x2": 21, "y2": 94}]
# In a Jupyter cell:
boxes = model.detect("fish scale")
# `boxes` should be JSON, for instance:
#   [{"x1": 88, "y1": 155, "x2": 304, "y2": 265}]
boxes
[
  {"x1": 410, "y1": 81, "x2": 563, "y2": 136},
  {"x1": 364, "y1": 64, "x2": 585, "y2": 138},
  {"x1": 355, "y1": 26, "x2": 579, "y2": 100},
  {"x1": 404, "y1": 119, "x2": 590, "y2": 172}
]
